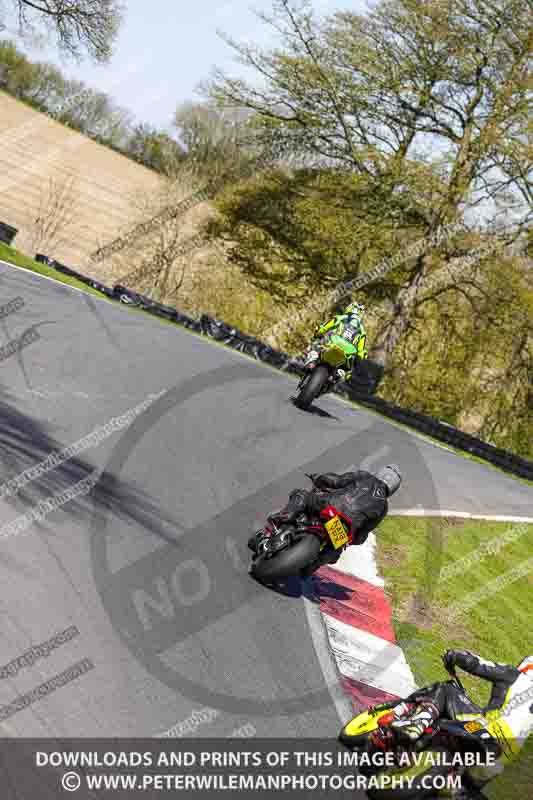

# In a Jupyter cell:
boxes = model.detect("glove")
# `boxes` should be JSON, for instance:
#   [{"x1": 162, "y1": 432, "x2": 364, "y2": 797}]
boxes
[{"x1": 443, "y1": 650, "x2": 457, "y2": 674}]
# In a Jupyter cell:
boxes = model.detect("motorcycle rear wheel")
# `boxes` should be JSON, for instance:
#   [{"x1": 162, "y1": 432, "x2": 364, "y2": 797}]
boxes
[{"x1": 251, "y1": 535, "x2": 321, "y2": 581}]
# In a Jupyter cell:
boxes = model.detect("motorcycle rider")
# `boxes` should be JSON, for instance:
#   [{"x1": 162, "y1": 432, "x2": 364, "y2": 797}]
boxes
[
  {"x1": 248, "y1": 464, "x2": 402, "y2": 572},
  {"x1": 304, "y1": 301, "x2": 368, "y2": 383},
  {"x1": 389, "y1": 649, "x2": 533, "y2": 793}
]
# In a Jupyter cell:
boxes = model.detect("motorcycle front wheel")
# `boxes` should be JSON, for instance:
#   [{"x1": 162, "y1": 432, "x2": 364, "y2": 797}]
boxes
[
  {"x1": 294, "y1": 365, "x2": 331, "y2": 410},
  {"x1": 251, "y1": 535, "x2": 321, "y2": 581}
]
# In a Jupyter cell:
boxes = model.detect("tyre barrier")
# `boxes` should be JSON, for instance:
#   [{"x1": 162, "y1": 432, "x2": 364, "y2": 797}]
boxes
[
  {"x1": 0, "y1": 221, "x2": 18, "y2": 246},
  {"x1": 33, "y1": 255, "x2": 533, "y2": 482},
  {"x1": 35, "y1": 254, "x2": 116, "y2": 299}
]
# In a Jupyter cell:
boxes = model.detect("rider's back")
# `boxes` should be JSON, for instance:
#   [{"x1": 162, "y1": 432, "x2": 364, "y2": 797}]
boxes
[{"x1": 315, "y1": 470, "x2": 388, "y2": 540}]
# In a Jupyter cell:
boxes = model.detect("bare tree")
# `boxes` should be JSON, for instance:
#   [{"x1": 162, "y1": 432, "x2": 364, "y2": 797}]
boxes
[
  {"x1": 139, "y1": 221, "x2": 191, "y2": 302},
  {"x1": 4, "y1": 0, "x2": 123, "y2": 62},
  {"x1": 102, "y1": 169, "x2": 206, "y2": 299},
  {"x1": 28, "y1": 174, "x2": 78, "y2": 255}
]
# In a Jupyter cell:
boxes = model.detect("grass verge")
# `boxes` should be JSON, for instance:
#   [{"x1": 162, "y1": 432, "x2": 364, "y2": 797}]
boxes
[
  {"x1": 378, "y1": 515, "x2": 533, "y2": 798},
  {"x1": 0, "y1": 243, "x2": 108, "y2": 298}
]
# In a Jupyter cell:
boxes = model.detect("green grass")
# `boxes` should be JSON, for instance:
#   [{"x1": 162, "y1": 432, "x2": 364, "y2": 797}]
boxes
[
  {"x1": 0, "y1": 242, "x2": 183, "y2": 330},
  {"x1": 0, "y1": 241, "x2": 287, "y2": 353},
  {"x1": 378, "y1": 515, "x2": 533, "y2": 797},
  {"x1": 0, "y1": 243, "x2": 107, "y2": 298}
]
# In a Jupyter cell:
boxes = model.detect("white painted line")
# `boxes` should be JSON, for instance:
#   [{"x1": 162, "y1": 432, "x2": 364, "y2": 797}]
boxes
[
  {"x1": 0, "y1": 258, "x2": 109, "y2": 301},
  {"x1": 390, "y1": 509, "x2": 533, "y2": 524},
  {"x1": 322, "y1": 615, "x2": 418, "y2": 698},
  {"x1": 302, "y1": 578, "x2": 354, "y2": 725}
]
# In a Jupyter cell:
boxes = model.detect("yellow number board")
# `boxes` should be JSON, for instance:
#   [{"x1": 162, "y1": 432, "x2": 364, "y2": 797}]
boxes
[{"x1": 325, "y1": 516, "x2": 349, "y2": 549}]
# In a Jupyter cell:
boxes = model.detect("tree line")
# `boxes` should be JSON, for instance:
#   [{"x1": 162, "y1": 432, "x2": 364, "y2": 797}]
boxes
[
  {"x1": 0, "y1": 39, "x2": 190, "y2": 174},
  {"x1": 0, "y1": 36, "x2": 264, "y2": 179}
]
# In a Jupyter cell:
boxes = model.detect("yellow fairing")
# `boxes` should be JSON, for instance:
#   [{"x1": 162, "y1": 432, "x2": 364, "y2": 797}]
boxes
[
  {"x1": 486, "y1": 717, "x2": 522, "y2": 763},
  {"x1": 342, "y1": 708, "x2": 392, "y2": 737},
  {"x1": 455, "y1": 706, "x2": 521, "y2": 764}
]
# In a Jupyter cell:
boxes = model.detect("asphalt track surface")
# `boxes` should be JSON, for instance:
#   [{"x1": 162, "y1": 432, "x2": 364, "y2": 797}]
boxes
[{"x1": 0, "y1": 261, "x2": 531, "y2": 744}]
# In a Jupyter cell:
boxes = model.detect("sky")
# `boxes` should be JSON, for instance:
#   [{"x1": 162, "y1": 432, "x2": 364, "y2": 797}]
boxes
[
  {"x1": 5, "y1": 0, "x2": 366, "y2": 132},
  {"x1": 1, "y1": 0, "x2": 522, "y2": 228}
]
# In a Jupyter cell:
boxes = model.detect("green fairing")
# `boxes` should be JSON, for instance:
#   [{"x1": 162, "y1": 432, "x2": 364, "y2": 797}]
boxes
[
  {"x1": 318, "y1": 335, "x2": 358, "y2": 373},
  {"x1": 326, "y1": 334, "x2": 359, "y2": 357}
]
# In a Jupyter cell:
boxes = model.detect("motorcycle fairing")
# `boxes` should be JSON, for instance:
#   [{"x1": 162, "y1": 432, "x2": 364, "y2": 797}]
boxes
[{"x1": 304, "y1": 333, "x2": 358, "y2": 373}]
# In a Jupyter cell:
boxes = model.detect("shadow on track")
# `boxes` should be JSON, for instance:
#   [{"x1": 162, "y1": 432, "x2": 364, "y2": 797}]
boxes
[
  {"x1": 0, "y1": 387, "x2": 182, "y2": 544},
  {"x1": 289, "y1": 398, "x2": 339, "y2": 420},
  {"x1": 248, "y1": 571, "x2": 305, "y2": 598},
  {"x1": 249, "y1": 569, "x2": 353, "y2": 602}
]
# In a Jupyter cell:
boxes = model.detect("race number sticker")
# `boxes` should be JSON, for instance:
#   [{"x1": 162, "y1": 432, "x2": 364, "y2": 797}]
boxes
[
  {"x1": 342, "y1": 326, "x2": 357, "y2": 341},
  {"x1": 464, "y1": 721, "x2": 484, "y2": 733}
]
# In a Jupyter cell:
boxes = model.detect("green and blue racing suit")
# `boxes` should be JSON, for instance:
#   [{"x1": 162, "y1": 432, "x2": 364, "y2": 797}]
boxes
[{"x1": 309, "y1": 312, "x2": 368, "y2": 381}]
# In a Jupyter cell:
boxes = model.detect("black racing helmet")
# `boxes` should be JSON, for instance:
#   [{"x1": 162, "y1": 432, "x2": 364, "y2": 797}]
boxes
[{"x1": 376, "y1": 464, "x2": 402, "y2": 496}]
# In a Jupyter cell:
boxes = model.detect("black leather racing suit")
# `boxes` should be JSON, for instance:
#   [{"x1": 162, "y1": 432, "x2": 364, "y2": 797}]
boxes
[
  {"x1": 389, "y1": 651, "x2": 525, "y2": 797},
  {"x1": 407, "y1": 650, "x2": 522, "y2": 719},
  {"x1": 272, "y1": 470, "x2": 389, "y2": 560}
]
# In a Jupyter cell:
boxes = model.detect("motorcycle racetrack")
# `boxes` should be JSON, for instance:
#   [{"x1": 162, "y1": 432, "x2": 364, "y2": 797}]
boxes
[{"x1": 0, "y1": 260, "x2": 531, "y2": 747}]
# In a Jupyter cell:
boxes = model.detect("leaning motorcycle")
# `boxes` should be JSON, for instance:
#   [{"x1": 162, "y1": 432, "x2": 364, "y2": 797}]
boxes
[
  {"x1": 294, "y1": 333, "x2": 358, "y2": 410},
  {"x1": 338, "y1": 669, "x2": 504, "y2": 799},
  {"x1": 249, "y1": 480, "x2": 353, "y2": 582}
]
